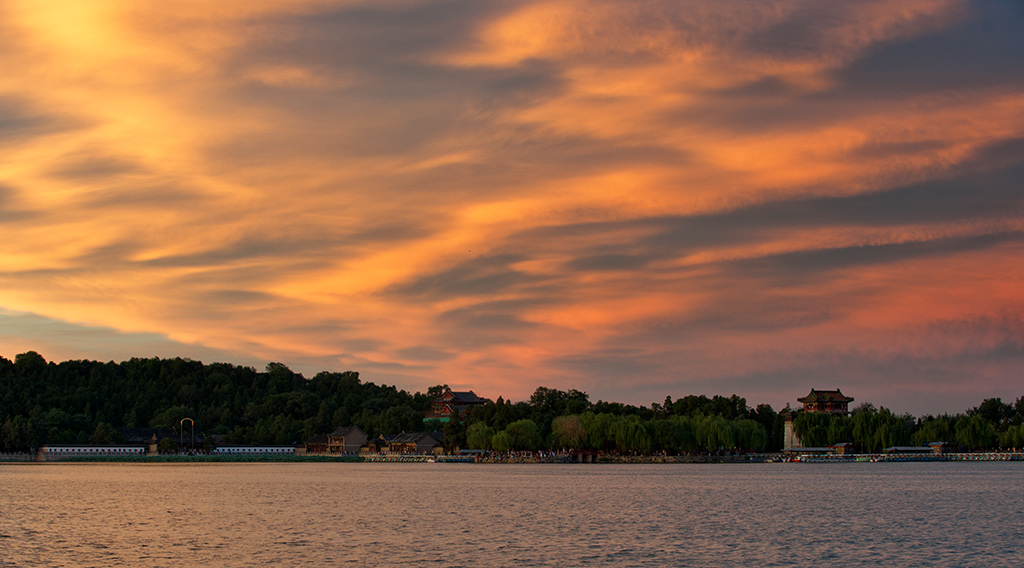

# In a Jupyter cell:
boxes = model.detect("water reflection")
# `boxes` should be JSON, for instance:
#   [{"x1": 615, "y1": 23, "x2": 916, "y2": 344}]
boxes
[{"x1": 1, "y1": 463, "x2": 1021, "y2": 567}]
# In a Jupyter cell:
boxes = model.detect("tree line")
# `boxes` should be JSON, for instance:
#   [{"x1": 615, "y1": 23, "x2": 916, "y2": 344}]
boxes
[
  {"x1": 791, "y1": 400, "x2": 1024, "y2": 452},
  {"x1": 442, "y1": 387, "x2": 1024, "y2": 454},
  {"x1": 2, "y1": 351, "x2": 1022, "y2": 454},
  {"x1": 0, "y1": 352, "x2": 429, "y2": 452},
  {"x1": 434, "y1": 388, "x2": 780, "y2": 454}
]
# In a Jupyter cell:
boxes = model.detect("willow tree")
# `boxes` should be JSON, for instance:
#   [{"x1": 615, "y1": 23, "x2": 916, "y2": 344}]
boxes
[
  {"x1": 551, "y1": 415, "x2": 586, "y2": 449},
  {"x1": 467, "y1": 422, "x2": 495, "y2": 450}
]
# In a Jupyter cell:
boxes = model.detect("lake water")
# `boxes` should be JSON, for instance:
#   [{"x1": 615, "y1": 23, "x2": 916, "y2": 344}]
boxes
[{"x1": 1, "y1": 462, "x2": 1022, "y2": 567}]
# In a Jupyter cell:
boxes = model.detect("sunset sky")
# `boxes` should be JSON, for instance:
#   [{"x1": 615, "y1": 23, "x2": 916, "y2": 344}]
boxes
[{"x1": 1, "y1": 0, "x2": 1022, "y2": 415}]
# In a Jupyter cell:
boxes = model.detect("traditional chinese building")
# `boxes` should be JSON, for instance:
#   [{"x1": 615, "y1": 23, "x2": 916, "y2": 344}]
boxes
[
  {"x1": 362, "y1": 432, "x2": 444, "y2": 455},
  {"x1": 784, "y1": 388, "x2": 854, "y2": 449},
  {"x1": 388, "y1": 431, "x2": 444, "y2": 455},
  {"x1": 798, "y1": 388, "x2": 854, "y2": 414},
  {"x1": 326, "y1": 425, "x2": 368, "y2": 454},
  {"x1": 364, "y1": 434, "x2": 393, "y2": 453},
  {"x1": 301, "y1": 434, "x2": 329, "y2": 454},
  {"x1": 425, "y1": 387, "x2": 488, "y2": 422}
]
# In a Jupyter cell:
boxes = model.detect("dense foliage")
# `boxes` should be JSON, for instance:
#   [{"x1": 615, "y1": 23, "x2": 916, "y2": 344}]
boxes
[
  {"x1": 0, "y1": 352, "x2": 429, "y2": 451},
  {"x1": 791, "y1": 400, "x2": 1024, "y2": 452},
  {"x1": 2, "y1": 351, "x2": 1022, "y2": 454},
  {"x1": 445, "y1": 389, "x2": 781, "y2": 454}
]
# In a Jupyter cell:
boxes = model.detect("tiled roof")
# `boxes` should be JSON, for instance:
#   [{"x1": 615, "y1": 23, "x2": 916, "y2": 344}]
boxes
[
  {"x1": 450, "y1": 390, "x2": 486, "y2": 404},
  {"x1": 797, "y1": 389, "x2": 853, "y2": 403}
]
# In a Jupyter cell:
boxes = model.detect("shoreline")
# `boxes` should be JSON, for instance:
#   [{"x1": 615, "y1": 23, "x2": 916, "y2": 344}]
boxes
[{"x1": 4, "y1": 451, "x2": 1024, "y2": 464}]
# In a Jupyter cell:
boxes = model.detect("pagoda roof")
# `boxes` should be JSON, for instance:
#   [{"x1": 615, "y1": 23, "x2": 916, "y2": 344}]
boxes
[
  {"x1": 444, "y1": 389, "x2": 487, "y2": 404},
  {"x1": 797, "y1": 388, "x2": 853, "y2": 403}
]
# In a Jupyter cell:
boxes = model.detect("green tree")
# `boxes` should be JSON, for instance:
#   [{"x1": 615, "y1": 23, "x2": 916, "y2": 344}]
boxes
[
  {"x1": 612, "y1": 415, "x2": 650, "y2": 453},
  {"x1": 442, "y1": 412, "x2": 467, "y2": 452},
  {"x1": 871, "y1": 407, "x2": 910, "y2": 450},
  {"x1": 14, "y1": 351, "x2": 47, "y2": 376},
  {"x1": 999, "y1": 423, "x2": 1024, "y2": 450},
  {"x1": 972, "y1": 398, "x2": 1011, "y2": 428},
  {"x1": 157, "y1": 437, "x2": 178, "y2": 454},
  {"x1": 529, "y1": 387, "x2": 591, "y2": 416},
  {"x1": 956, "y1": 414, "x2": 996, "y2": 451},
  {"x1": 792, "y1": 412, "x2": 830, "y2": 447},
  {"x1": 580, "y1": 412, "x2": 615, "y2": 451},
  {"x1": 551, "y1": 415, "x2": 587, "y2": 449},
  {"x1": 491, "y1": 430, "x2": 513, "y2": 452},
  {"x1": 90, "y1": 422, "x2": 116, "y2": 445},
  {"x1": 850, "y1": 405, "x2": 879, "y2": 451},
  {"x1": 467, "y1": 422, "x2": 495, "y2": 450},
  {"x1": 650, "y1": 418, "x2": 683, "y2": 453},
  {"x1": 734, "y1": 419, "x2": 768, "y2": 451},
  {"x1": 503, "y1": 419, "x2": 541, "y2": 450},
  {"x1": 202, "y1": 435, "x2": 218, "y2": 453},
  {"x1": 151, "y1": 405, "x2": 188, "y2": 428},
  {"x1": 1, "y1": 415, "x2": 35, "y2": 452},
  {"x1": 912, "y1": 415, "x2": 953, "y2": 445}
]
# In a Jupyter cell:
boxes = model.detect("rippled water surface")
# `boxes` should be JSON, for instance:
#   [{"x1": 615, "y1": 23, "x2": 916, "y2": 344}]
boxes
[{"x1": 2, "y1": 462, "x2": 1022, "y2": 567}]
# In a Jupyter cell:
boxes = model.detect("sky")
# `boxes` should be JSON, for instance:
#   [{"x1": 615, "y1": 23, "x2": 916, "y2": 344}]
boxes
[{"x1": 1, "y1": 0, "x2": 1023, "y2": 416}]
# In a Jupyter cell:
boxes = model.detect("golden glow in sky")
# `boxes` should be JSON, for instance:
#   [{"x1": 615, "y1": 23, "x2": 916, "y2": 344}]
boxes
[{"x1": 2, "y1": 0, "x2": 1023, "y2": 413}]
